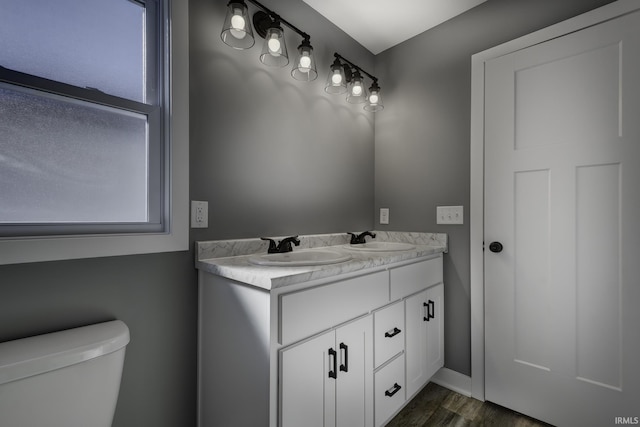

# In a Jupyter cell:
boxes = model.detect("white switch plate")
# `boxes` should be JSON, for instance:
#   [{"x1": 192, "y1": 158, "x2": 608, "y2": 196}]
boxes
[
  {"x1": 380, "y1": 208, "x2": 389, "y2": 225},
  {"x1": 191, "y1": 201, "x2": 208, "y2": 228},
  {"x1": 437, "y1": 205, "x2": 463, "y2": 225}
]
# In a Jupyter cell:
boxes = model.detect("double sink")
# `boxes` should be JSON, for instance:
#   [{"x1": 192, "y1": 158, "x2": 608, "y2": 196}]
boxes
[{"x1": 248, "y1": 241, "x2": 416, "y2": 267}]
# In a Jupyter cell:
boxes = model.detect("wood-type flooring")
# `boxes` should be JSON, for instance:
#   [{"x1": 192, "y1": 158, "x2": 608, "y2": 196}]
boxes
[{"x1": 385, "y1": 382, "x2": 554, "y2": 427}]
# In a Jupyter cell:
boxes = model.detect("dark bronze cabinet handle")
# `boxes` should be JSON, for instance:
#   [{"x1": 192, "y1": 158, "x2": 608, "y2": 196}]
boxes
[
  {"x1": 385, "y1": 382, "x2": 402, "y2": 397},
  {"x1": 384, "y1": 327, "x2": 402, "y2": 338},
  {"x1": 328, "y1": 348, "x2": 337, "y2": 379},
  {"x1": 424, "y1": 300, "x2": 435, "y2": 321},
  {"x1": 339, "y1": 342, "x2": 348, "y2": 372}
]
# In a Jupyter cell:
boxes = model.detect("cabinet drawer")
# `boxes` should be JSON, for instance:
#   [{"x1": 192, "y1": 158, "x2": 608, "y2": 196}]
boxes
[
  {"x1": 374, "y1": 355, "x2": 405, "y2": 427},
  {"x1": 390, "y1": 256, "x2": 443, "y2": 301},
  {"x1": 374, "y1": 301, "x2": 404, "y2": 368},
  {"x1": 280, "y1": 271, "x2": 388, "y2": 345}
]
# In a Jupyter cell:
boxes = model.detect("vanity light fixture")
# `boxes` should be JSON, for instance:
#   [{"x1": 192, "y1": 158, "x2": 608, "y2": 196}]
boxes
[
  {"x1": 327, "y1": 53, "x2": 384, "y2": 112},
  {"x1": 221, "y1": 0, "x2": 317, "y2": 79},
  {"x1": 291, "y1": 38, "x2": 318, "y2": 82},
  {"x1": 364, "y1": 81, "x2": 384, "y2": 112},
  {"x1": 221, "y1": 3, "x2": 385, "y2": 111},
  {"x1": 346, "y1": 69, "x2": 367, "y2": 104},
  {"x1": 259, "y1": 17, "x2": 288, "y2": 67},
  {"x1": 221, "y1": 1, "x2": 255, "y2": 49},
  {"x1": 324, "y1": 57, "x2": 348, "y2": 94}
]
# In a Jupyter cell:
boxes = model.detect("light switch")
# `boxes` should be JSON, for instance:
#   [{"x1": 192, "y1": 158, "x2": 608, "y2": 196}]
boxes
[{"x1": 437, "y1": 206, "x2": 463, "y2": 225}]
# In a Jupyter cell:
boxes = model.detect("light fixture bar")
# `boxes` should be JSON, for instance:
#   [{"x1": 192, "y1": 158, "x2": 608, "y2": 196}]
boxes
[{"x1": 246, "y1": 0, "x2": 310, "y2": 40}]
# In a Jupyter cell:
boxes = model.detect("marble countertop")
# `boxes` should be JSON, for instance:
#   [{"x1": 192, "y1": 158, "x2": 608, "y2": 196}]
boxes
[{"x1": 195, "y1": 231, "x2": 447, "y2": 290}]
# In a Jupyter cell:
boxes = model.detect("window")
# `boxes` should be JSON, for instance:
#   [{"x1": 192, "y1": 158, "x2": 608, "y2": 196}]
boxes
[{"x1": 0, "y1": 0, "x2": 189, "y2": 264}]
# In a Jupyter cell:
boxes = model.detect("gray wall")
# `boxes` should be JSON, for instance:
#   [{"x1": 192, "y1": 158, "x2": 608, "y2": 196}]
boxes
[
  {"x1": 374, "y1": 0, "x2": 615, "y2": 376},
  {"x1": 0, "y1": 1, "x2": 618, "y2": 426}
]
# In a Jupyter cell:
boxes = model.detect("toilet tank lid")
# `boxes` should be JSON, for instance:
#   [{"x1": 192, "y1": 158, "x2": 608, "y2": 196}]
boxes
[{"x1": 0, "y1": 320, "x2": 130, "y2": 385}]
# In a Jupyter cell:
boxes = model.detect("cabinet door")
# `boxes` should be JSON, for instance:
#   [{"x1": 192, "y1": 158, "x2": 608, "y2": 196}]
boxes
[
  {"x1": 404, "y1": 284, "x2": 445, "y2": 398},
  {"x1": 405, "y1": 289, "x2": 429, "y2": 398},
  {"x1": 424, "y1": 283, "x2": 444, "y2": 381},
  {"x1": 280, "y1": 331, "x2": 336, "y2": 427},
  {"x1": 335, "y1": 316, "x2": 373, "y2": 427}
]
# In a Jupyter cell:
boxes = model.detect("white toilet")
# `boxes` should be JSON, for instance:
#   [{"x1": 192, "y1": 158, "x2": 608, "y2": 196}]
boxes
[{"x1": 0, "y1": 320, "x2": 130, "y2": 427}]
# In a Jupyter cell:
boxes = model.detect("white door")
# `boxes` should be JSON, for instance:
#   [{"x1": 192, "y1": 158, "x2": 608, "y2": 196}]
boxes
[{"x1": 484, "y1": 10, "x2": 640, "y2": 427}]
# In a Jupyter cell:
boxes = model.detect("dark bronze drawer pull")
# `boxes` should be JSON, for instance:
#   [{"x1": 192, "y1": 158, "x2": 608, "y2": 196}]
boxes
[
  {"x1": 385, "y1": 382, "x2": 402, "y2": 397},
  {"x1": 384, "y1": 327, "x2": 402, "y2": 338}
]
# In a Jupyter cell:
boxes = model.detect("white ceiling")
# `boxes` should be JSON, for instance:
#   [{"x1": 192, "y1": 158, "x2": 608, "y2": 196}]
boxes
[{"x1": 301, "y1": 0, "x2": 487, "y2": 55}]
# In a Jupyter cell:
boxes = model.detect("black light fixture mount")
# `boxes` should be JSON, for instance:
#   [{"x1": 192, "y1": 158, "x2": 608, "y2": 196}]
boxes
[{"x1": 252, "y1": 10, "x2": 273, "y2": 38}]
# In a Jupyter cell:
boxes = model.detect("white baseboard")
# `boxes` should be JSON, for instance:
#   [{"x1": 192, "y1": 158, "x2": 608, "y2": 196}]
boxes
[{"x1": 430, "y1": 368, "x2": 472, "y2": 397}]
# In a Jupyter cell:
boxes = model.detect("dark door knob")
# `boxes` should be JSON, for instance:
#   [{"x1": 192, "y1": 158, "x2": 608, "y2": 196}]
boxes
[{"x1": 489, "y1": 242, "x2": 503, "y2": 253}]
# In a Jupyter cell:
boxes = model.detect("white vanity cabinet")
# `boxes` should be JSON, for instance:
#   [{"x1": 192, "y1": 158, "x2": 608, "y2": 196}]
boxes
[
  {"x1": 280, "y1": 315, "x2": 373, "y2": 427},
  {"x1": 198, "y1": 252, "x2": 444, "y2": 427}
]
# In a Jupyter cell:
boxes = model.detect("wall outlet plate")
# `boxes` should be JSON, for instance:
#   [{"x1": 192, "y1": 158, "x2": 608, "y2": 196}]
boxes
[
  {"x1": 437, "y1": 205, "x2": 463, "y2": 225},
  {"x1": 380, "y1": 208, "x2": 389, "y2": 225},
  {"x1": 191, "y1": 201, "x2": 208, "y2": 228}
]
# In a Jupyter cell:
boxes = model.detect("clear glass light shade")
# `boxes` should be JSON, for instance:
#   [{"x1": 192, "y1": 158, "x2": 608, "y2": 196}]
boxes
[
  {"x1": 260, "y1": 24, "x2": 288, "y2": 67},
  {"x1": 346, "y1": 72, "x2": 367, "y2": 104},
  {"x1": 220, "y1": 1, "x2": 255, "y2": 49},
  {"x1": 291, "y1": 41, "x2": 317, "y2": 82},
  {"x1": 364, "y1": 84, "x2": 384, "y2": 112},
  {"x1": 324, "y1": 60, "x2": 347, "y2": 94}
]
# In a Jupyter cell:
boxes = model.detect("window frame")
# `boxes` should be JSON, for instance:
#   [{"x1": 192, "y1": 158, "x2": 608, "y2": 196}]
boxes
[{"x1": 0, "y1": 0, "x2": 189, "y2": 264}]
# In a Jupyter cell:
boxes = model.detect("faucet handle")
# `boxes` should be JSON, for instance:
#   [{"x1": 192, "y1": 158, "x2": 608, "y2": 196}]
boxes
[
  {"x1": 260, "y1": 237, "x2": 278, "y2": 253},
  {"x1": 277, "y1": 235, "x2": 300, "y2": 253},
  {"x1": 349, "y1": 231, "x2": 376, "y2": 244}
]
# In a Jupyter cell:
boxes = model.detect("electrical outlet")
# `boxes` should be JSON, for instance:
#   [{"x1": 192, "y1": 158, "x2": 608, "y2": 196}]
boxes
[
  {"x1": 191, "y1": 201, "x2": 208, "y2": 228},
  {"x1": 437, "y1": 205, "x2": 463, "y2": 225},
  {"x1": 380, "y1": 208, "x2": 389, "y2": 225}
]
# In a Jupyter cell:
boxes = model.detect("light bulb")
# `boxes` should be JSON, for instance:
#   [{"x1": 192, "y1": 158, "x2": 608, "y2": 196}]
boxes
[
  {"x1": 298, "y1": 55, "x2": 311, "y2": 71},
  {"x1": 352, "y1": 84, "x2": 363, "y2": 96},
  {"x1": 369, "y1": 93, "x2": 379, "y2": 104},
  {"x1": 268, "y1": 35, "x2": 281, "y2": 55},
  {"x1": 229, "y1": 10, "x2": 246, "y2": 39},
  {"x1": 331, "y1": 71, "x2": 342, "y2": 85}
]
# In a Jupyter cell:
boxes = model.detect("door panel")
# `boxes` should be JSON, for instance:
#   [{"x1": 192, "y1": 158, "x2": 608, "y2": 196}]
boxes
[
  {"x1": 405, "y1": 289, "x2": 428, "y2": 399},
  {"x1": 485, "y1": 9, "x2": 640, "y2": 426},
  {"x1": 335, "y1": 316, "x2": 373, "y2": 427},
  {"x1": 280, "y1": 331, "x2": 335, "y2": 427}
]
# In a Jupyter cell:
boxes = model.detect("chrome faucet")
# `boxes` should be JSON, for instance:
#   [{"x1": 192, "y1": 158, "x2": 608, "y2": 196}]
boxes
[
  {"x1": 260, "y1": 235, "x2": 300, "y2": 253},
  {"x1": 348, "y1": 231, "x2": 376, "y2": 244}
]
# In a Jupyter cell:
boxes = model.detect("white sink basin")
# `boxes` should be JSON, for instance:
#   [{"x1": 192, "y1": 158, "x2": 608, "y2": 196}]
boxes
[
  {"x1": 344, "y1": 242, "x2": 415, "y2": 252},
  {"x1": 248, "y1": 249, "x2": 352, "y2": 266}
]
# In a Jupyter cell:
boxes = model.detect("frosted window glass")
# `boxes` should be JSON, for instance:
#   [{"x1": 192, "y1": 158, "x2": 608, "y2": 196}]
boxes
[
  {"x1": 0, "y1": 0, "x2": 145, "y2": 102},
  {"x1": 0, "y1": 86, "x2": 148, "y2": 223}
]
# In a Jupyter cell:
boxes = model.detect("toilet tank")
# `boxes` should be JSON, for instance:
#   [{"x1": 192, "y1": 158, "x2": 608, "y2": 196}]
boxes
[{"x1": 0, "y1": 320, "x2": 130, "y2": 427}]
